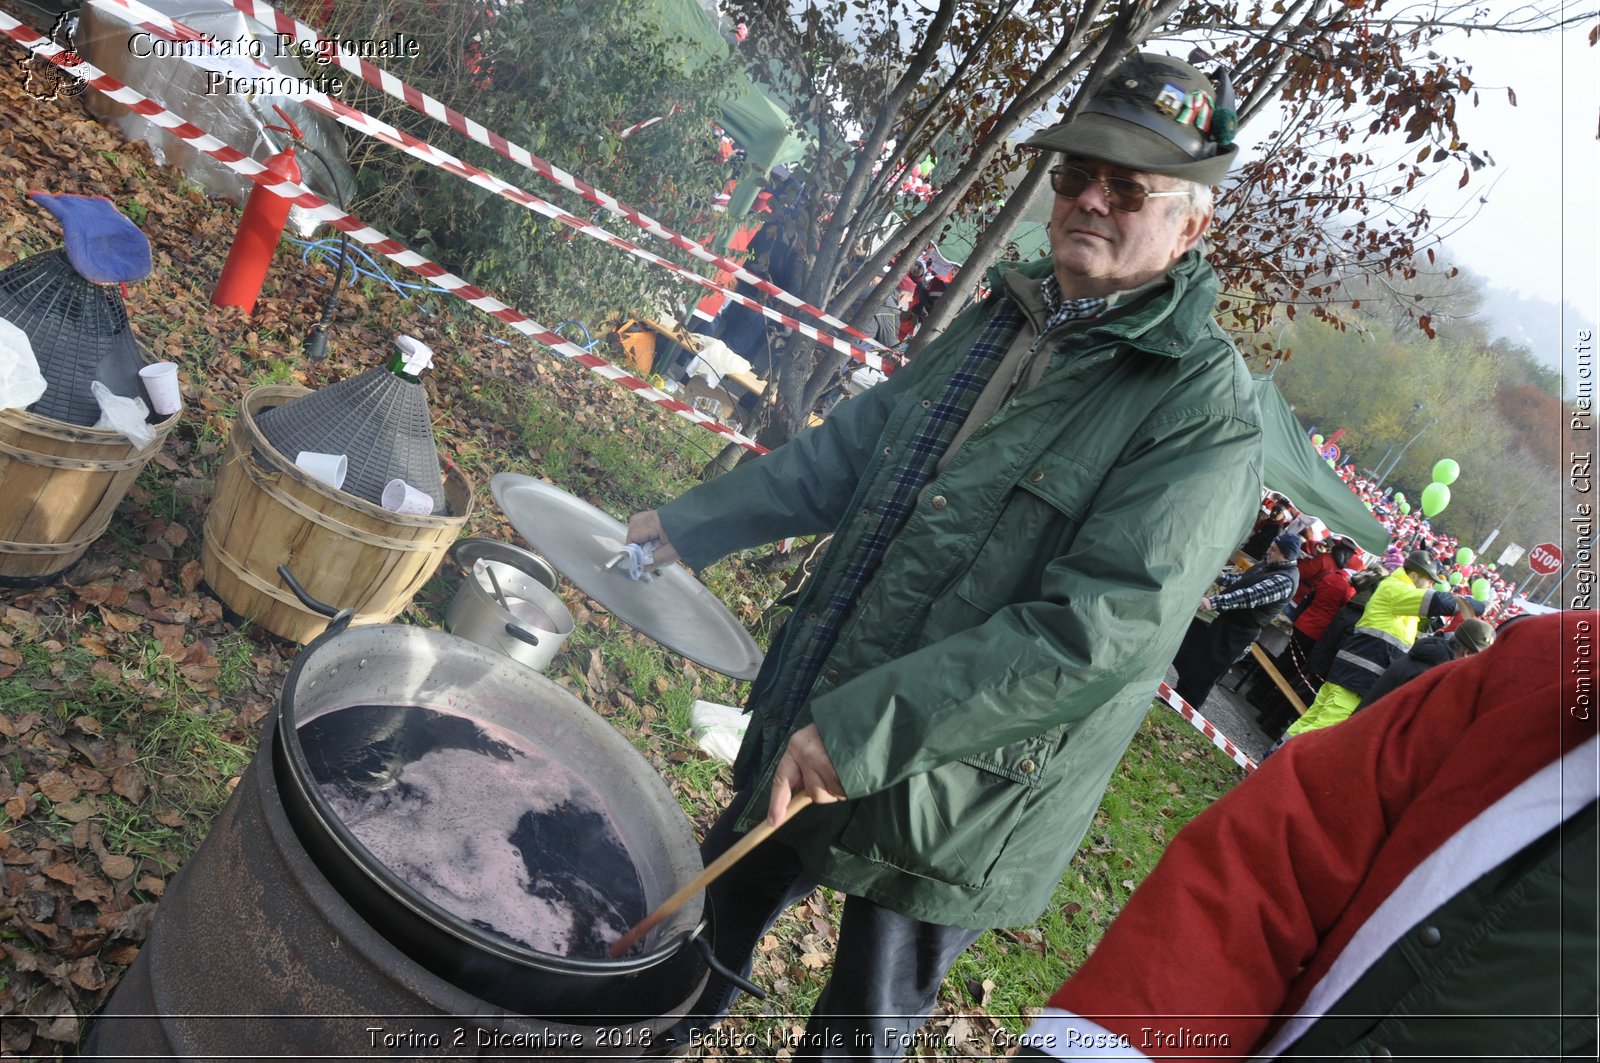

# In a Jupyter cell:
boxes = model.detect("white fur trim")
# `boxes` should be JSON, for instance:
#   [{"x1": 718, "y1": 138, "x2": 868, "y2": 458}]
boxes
[{"x1": 1021, "y1": 1008, "x2": 1151, "y2": 1059}]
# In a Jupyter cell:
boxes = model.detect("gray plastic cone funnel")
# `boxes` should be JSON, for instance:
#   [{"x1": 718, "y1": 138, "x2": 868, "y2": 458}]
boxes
[
  {"x1": 255, "y1": 364, "x2": 445, "y2": 511},
  {"x1": 0, "y1": 250, "x2": 143, "y2": 426}
]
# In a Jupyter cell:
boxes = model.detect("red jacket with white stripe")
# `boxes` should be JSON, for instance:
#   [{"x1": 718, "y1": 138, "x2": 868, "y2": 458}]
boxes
[{"x1": 1024, "y1": 611, "x2": 1597, "y2": 1059}]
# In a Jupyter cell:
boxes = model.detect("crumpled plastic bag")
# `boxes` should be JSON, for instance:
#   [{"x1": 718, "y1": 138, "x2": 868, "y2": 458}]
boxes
[
  {"x1": 684, "y1": 336, "x2": 752, "y2": 385},
  {"x1": 689, "y1": 700, "x2": 749, "y2": 764},
  {"x1": 0, "y1": 315, "x2": 48, "y2": 411},
  {"x1": 91, "y1": 380, "x2": 156, "y2": 449}
]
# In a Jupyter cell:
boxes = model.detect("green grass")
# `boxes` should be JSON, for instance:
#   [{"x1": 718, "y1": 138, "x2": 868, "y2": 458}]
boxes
[
  {"x1": 248, "y1": 360, "x2": 299, "y2": 388},
  {"x1": 0, "y1": 621, "x2": 254, "y2": 869}
]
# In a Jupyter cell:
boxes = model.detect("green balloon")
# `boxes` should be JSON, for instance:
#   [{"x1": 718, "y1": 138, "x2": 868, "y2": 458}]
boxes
[
  {"x1": 1456, "y1": 547, "x2": 1474, "y2": 566},
  {"x1": 1488, "y1": 563, "x2": 1497, "y2": 571},
  {"x1": 1312, "y1": 434, "x2": 1324, "y2": 445},
  {"x1": 1471, "y1": 577, "x2": 1492, "y2": 600},
  {"x1": 1421, "y1": 481, "x2": 1451, "y2": 517},
  {"x1": 1432, "y1": 458, "x2": 1460, "y2": 485},
  {"x1": 1399, "y1": 501, "x2": 1411, "y2": 514},
  {"x1": 1448, "y1": 571, "x2": 1464, "y2": 585},
  {"x1": 1364, "y1": 500, "x2": 1374, "y2": 510},
  {"x1": 1433, "y1": 580, "x2": 1450, "y2": 594},
  {"x1": 1394, "y1": 493, "x2": 1405, "y2": 504}
]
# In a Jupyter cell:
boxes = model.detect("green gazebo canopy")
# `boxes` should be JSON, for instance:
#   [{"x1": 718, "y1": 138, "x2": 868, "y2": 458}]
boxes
[{"x1": 1253, "y1": 375, "x2": 1389, "y2": 555}]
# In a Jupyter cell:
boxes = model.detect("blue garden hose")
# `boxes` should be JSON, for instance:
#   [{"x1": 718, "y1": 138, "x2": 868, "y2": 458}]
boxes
[{"x1": 288, "y1": 236, "x2": 601, "y2": 351}]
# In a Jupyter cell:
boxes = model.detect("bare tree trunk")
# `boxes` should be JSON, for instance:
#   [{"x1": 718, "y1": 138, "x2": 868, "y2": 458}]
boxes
[
  {"x1": 724, "y1": 0, "x2": 1191, "y2": 458},
  {"x1": 903, "y1": 162, "x2": 1055, "y2": 359}
]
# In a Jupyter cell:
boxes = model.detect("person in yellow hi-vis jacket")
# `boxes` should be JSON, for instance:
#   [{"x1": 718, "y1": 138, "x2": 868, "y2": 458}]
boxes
[{"x1": 1284, "y1": 549, "x2": 1465, "y2": 741}]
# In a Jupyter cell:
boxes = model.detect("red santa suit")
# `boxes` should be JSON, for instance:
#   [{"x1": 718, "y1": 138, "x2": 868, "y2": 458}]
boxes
[{"x1": 1021, "y1": 611, "x2": 1597, "y2": 1059}]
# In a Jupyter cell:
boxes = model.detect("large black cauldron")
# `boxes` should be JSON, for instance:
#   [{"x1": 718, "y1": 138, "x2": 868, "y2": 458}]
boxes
[
  {"x1": 273, "y1": 599, "x2": 713, "y2": 1016},
  {"x1": 81, "y1": 572, "x2": 755, "y2": 1058}
]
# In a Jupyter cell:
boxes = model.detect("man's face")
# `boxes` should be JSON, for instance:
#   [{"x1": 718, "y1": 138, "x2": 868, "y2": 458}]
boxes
[{"x1": 1048, "y1": 158, "x2": 1211, "y2": 298}]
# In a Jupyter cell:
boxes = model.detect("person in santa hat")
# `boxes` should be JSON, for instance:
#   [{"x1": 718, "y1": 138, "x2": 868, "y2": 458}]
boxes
[{"x1": 1014, "y1": 610, "x2": 1595, "y2": 1061}]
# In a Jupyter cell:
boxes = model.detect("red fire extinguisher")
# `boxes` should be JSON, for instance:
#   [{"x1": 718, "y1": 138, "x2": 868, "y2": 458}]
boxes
[{"x1": 212, "y1": 105, "x2": 303, "y2": 314}]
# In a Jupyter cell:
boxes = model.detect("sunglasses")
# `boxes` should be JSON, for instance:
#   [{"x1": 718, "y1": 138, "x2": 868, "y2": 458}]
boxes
[{"x1": 1048, "y1": 165, "x2": 1187, "y2": 213}]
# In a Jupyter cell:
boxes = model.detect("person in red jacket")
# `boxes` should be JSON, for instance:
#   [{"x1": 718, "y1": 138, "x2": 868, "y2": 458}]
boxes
[
  {"x1": 1289, "y1": 531, "x2": 1336, "y2": 607},
  {"x1": 1266, "y1": 539, "x2": 1357, "y2": 710},
  {"x1": 1015, "y1": 611, "x2": 1596, "y2": 1061}
]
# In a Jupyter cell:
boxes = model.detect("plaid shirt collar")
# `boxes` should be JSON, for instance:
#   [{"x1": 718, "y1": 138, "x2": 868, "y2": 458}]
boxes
[{"x1": 1038, "y1": 273, "x2": 1110, "y2": 333}]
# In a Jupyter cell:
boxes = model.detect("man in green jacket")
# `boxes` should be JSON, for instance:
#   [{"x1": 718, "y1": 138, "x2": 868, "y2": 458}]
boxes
[{"x1": 629, "y1": 53, "x2": 1264, "y2": 1058}]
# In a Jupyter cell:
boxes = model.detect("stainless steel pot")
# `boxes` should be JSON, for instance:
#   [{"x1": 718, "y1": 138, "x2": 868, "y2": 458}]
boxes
[{"x1": 444, "y1": 537, "x2": 571, "y2": 671}]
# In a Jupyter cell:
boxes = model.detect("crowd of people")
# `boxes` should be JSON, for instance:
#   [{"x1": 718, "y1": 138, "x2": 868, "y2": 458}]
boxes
[
  {"x1": 1181, "y1": 483, "x2": 1510, "y2": 747},
  {"x1": 1335, "y1": 464, "x2": 1526, "y2": 616}
]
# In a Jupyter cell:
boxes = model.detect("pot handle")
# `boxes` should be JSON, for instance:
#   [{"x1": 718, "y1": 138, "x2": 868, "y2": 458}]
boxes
[
  {"x1": 503, "y1": 623, "x2": 541, "y2": 648},
  {"x1": 692, "y1": 932, "x2": 767, "y2": 1001},
  {"x1": 278, "y1": 564, "x2": 356, "y2": 635}
]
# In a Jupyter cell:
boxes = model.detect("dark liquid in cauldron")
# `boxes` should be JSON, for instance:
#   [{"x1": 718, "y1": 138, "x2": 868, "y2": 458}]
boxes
[{"x1": 298, "y1": 704, "x2": 646, "y2": 959}]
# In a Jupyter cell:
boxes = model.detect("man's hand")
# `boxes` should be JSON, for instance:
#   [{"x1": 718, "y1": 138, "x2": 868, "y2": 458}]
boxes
[
  {"x1": 767, "y1": 723, "x2": 847, "y2": 826},
  {"x1": 625, "y1": 510, "x2": 681, "y2": 565},
  {"x1": 1198, "y1": 596, "x2": 1214, "y2": 612}
]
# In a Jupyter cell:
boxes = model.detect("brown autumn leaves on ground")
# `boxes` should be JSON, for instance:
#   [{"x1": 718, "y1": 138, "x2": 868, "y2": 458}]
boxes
[{"x1": 0, "y1": 54, "x2": 791, "y2": 1057}]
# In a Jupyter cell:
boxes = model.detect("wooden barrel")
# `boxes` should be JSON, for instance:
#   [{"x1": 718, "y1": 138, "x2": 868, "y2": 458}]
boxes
[
  {"x1": 201, "y1": 386, "x2": 472, "y2": 644},
  {"x1": 0, "y1": 406, "x2": 180, "y2": 585}
]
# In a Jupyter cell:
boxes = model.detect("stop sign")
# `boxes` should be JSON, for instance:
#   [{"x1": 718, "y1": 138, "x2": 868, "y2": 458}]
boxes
[{"x1": 1528, "y1": 543, "x2": 1563, "y2": 575}]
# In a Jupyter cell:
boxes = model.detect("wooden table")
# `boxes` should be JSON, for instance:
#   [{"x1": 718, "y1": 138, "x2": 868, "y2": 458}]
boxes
[{"x1": 1248, "y1": 643, "x2": 1307, "y2": 716}]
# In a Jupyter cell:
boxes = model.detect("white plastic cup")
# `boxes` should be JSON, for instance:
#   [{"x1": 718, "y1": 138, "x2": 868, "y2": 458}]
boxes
[
  {"x1": 138, "y1": 362, "x2": 182, "y2": 415},
  {"x1": 294, "y1": 451, "x2": 348, "y2": 490},
  {"x1": 382, "y1": 478, "x2": 435, "y2": 515}
]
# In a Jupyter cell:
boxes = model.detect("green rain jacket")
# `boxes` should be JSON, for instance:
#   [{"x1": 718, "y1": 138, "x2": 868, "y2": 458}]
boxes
[{"x1": 658, "y1": 252, "x2": 1263, "y2": 929}]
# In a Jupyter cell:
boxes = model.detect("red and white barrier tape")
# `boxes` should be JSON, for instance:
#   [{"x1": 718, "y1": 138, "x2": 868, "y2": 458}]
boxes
[
  {"x1": 1155, "y1": 682, "x2": 1259, "y2": 774},
  {"x1": 0, "y1": 13, "x2": 766, "y2": 455},
  {"x1": 619, "y1": 105, "x2": 682, "y2": 139},
  {"x1": 93, "y1": 0, "x2": 894, "y2": 375},
  {"x1": 215, "y1": 0, "x2": 887, "y2": 357}
]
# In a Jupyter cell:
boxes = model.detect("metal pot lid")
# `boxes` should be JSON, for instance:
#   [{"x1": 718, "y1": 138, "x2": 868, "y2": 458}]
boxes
[{"x1": 490, "y1": 474, "x2": 764, "y2": 680}]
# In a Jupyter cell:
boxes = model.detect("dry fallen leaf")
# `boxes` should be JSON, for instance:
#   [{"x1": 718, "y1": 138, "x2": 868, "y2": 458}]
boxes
[
  {"x1": 37, "y1": 772, "x2": 79, "y2": 804},
  {"x1": 100, "y1": 611, "x2": 142, "y2": 634},
  {"x1": 111, "y1": 765, "x2": 148, "y2": 803},
  {"x1": 54, "y1": 799, "x2": 100, "y2": 824},
  {"x1": 68, "y1": 957, "x2": 105, "y2": 991},
  {"x1": 43, "y1": 862, "x2": 79, "y2": 885},
  {"x1": 102, "y1": 945, "x2": 140, "y2": 966},
  {"x1": 174, "y1": 560, "x2": 205, "y2": 594}
]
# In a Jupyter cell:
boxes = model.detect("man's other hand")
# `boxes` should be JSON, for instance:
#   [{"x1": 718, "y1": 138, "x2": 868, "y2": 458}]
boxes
[
  {"x1": 768, "y1": 723, "x2": 847, "y2": 825},
  {"x1": 625, "y1": 510, "x2": 681, "y2": 565}
]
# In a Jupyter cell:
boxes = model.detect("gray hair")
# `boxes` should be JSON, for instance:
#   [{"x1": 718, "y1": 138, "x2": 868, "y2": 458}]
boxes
[{"x1": 1172, "y1": 178, "x2": 1214, "y2": 218}]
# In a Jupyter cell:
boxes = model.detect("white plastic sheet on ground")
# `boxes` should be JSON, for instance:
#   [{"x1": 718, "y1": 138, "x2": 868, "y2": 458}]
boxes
[{"x1": 689, "y1": 699, "x2": 748, "y2": 764}]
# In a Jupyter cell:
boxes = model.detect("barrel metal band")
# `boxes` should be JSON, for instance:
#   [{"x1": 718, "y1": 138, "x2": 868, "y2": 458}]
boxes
[
  {"x1": 200, "y1": 534, "x2": 407, "y2": 627},
  {"x1": 0, "y1": 436, "x2": 153, "y2": 472},
  {"x1": 235, "y1": 450, "x2": 450, "y2": 552}
]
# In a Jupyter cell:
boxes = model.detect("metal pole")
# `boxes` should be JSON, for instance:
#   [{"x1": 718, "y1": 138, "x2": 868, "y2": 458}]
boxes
[
  {"x1": 1375, "y1": 417, "x2": 1439, "y2": 489},
  {"x1": 1373, "y1": 402, "x2": 1425, "y2": 482},
  {"x1": 1538, "y1": 562, "x2": 1573, "y2": 607},
  {"x1": 1476, "y1": 478, "x2": 1541, "y2": 555}
]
